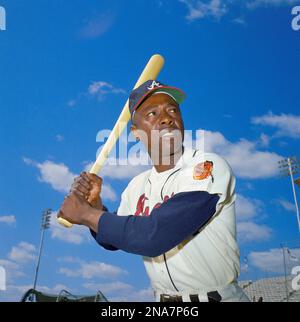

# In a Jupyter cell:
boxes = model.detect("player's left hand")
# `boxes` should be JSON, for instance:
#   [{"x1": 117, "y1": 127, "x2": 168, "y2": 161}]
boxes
[{"x1": 57, "y1": 192, "x2": 103, "y2": 231}]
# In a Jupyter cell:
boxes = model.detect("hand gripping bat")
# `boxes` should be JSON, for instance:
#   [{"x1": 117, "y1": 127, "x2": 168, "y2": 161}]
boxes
[{"x1": 57, "y1": 54, "x2": 165, "y2": 228}]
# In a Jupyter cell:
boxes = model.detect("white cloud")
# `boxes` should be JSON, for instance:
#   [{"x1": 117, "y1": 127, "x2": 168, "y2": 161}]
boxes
[
  {"x1": 259, "y1": 133, "x2": 270, "y2": 147},
  {"x1": 179, "y1": 0, "x2": 298, "y2": 22},
  {"x1": 50, "y1": 211, "x2": 91, "y2": 245},
  {"x1": 237, "y1": 221, "x2": 272, "y2": 243},
  {"x1": 249, "y1": 248, "x2": 300, "y2": 274},
  {"x1": 235, "y1": 194, "x2": 271, "y2": 244},
  {"x1": 247, "y1": 0, "x2": 298, "y2": 9},
  {"x1": 24, "y1": 158, "x2": 117, "y2": 201},
  {"x1": 36, "y1": 161, "x2": 75, "y2": 193},
  {"x1": 68, "y1": 79, "x2": 125, "y2": 106},
  {"x1": 236, "y1": 194, "x2": 263, "y2": 221},
  {"x1": 202, "y1": 130, "x2": 283, "y2": 179},
  {"x1": 101, "y1": 183, "x2": 117, "y2": 201},
  {"x1": 23, "y1": 158, "x2": 75, "y2": 193},
  {"x1": 8, "y1": 242, "x2": 37, "y2": 264},
  {"x1": 59, "y1": 260, "x2": 128, "y2": 280},
  {"x1": 80, "y1": 13, "x2": 115, "y2": 39},
  {"x1": 88, "y1": 81, "x2": 125, "y2": 96},
  {"x1": 88, "y1": 81, "x2": 126, "y2": 101},
  {"x1": 277, "y1": 199, "x2": 296, "y2": 212},
  {"x1": 232, "y1": 16, "x2": 246, "y2": 25},
  {"x1": 249, "y1": 248, "x2": 283, "y2": 273},
  {"x1": 0, "y1": 215, "x2": 16, "y2": 225},
  {"x1": 180, "y1": 0, "x2": 228, "y2": 21},
  {"x1": 252, "y1": 112, "x2": 300, "y2": 139},
  {"x1": 0, "y1": 259, "x2": 25, "y2": 281}
]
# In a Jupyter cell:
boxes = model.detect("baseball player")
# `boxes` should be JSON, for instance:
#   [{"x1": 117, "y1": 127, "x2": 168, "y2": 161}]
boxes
[{"x1": 58, "y1": 80, "x2": 250, "y2": 302}]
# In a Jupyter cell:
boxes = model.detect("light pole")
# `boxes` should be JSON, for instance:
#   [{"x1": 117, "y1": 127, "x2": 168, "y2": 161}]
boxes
[
  {"x1": 278, "y1": 156, "x2": 300, "y2": 232},
  {"x1": 281, "y1": 244, "x2": 289, "y2": 302},
  {"x1": 33, "y1": 209, "x2": 52, "y2": 291}
]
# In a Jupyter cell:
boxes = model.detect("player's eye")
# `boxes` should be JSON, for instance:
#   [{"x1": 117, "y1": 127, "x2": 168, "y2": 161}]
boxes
[
  {"x1": 168, "y1": 106, "x2": 177, "y2": 113},
  {"x1": 147, "y1": 111, "x2": 156, "y2": 117}
]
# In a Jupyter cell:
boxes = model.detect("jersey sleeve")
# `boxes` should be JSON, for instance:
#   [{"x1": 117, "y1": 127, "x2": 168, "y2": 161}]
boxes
[
  {"x1": 177, "y1": 153, "x2": 235, "y2": 216},
  {"x1": 92, "y1": 190, "x2": 219, "y2": 257}
]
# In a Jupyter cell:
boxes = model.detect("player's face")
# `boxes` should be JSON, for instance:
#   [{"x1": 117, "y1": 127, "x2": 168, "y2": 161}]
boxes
[{"x1": 131, "y1": 93, "x2": 184, "y2": 162}]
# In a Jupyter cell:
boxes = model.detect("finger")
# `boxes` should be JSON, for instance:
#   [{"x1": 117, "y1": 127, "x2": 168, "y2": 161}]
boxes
[
  {"x1": 72, "y1": 182, "x2": 90, "y2": 195},
  {"x1": 70, "y1": 187, "x2": 86, "y2": 198},
  {"x1": 86, "y1": 173, "x2": 102, "y2": 184},
  {"x1": 77, "y1": 177, "x2": 92, "y2": 190},
  {"x1": 80, "y1": 171, "x2": 92, "y2": 183},
  {"x1": 72, "y1": 190, "x2": 88, "y2": 202},
  {"x1": 77, "y1": 172, "x2": 92, "y2": 189}
]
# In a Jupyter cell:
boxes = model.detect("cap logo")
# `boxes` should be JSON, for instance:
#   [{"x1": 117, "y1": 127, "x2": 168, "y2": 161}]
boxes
[{"x1": 147, "y1": 80, "x2": 161, "y2": 90}]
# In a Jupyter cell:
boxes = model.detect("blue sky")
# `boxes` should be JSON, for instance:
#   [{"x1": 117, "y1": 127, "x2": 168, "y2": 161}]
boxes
[{"x1": 0, "y1": 0, "x2": 300, "y2": 301}]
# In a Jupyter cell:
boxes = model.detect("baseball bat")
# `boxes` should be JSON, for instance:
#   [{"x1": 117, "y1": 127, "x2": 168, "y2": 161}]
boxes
[{"x1": 57, "y1": 54, "x2": 165, "y2": 228}]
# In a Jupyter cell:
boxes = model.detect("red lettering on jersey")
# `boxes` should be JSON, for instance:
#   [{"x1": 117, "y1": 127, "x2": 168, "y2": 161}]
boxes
[
  {"x1": 153, "y1": 202, "x2": 162, "y2": 209},
  {"x1": 144, "y1": 206, "x2": 150, "y2": 216},
  {"x1": 134, "y1": 193, "x2": 148, "y2": 216},
  {"x1": 135, "y1": 192, "x2": 175, "y2": 216}
]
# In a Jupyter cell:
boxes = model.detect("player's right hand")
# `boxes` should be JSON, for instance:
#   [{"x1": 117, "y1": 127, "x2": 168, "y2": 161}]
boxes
[{"x1": 70, "y1": 172, "x2": 103, "y2": 210}]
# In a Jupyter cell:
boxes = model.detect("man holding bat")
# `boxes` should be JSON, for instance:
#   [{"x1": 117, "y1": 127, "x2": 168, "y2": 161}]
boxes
[{"x1": 58, "y1": 80, "x2": 249, "y2": 302}]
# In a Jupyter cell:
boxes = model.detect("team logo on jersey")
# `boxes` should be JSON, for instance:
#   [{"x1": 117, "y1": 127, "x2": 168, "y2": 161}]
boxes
[
  {"x1": 134, "y1": 193, "x2": 175, "y2": 217},
  {"x1": 135, "y1": 194, "x2": 149, "y2": 216},
  {"x1": 193, "y1": 161, "x2": 214, "y2": 182}
]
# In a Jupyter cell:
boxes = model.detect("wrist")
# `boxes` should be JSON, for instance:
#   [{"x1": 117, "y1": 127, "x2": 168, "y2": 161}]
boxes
[{"x1": 82, "y1": 208, "x2": 104, "y2": 233}]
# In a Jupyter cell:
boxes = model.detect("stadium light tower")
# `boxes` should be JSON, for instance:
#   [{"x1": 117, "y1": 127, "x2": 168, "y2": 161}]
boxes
[
  {"x1": 33, "y1": 209, "x2": 52, "y2": 291},
  {"x1": 278, "y1": 157, "x2": 300, "y2": 233},
  {"x1": 280, "y1": 244, "x2": 290, "y2": 302}
]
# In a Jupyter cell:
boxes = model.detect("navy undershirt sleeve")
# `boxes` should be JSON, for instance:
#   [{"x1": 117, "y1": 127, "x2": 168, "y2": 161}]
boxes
[{"x1": 91, "y1": 191, "x2": 219, "y2": 257}]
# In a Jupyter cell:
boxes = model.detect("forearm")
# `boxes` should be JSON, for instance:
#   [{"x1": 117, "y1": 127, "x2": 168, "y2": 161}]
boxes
[{"x1": 82, "y1": 208, "x2": 105, "y2": 233}]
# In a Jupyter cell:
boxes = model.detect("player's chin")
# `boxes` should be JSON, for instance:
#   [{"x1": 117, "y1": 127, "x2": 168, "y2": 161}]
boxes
[{"x1": 160, "y1": 138, "x2": 183, "y2": 155}]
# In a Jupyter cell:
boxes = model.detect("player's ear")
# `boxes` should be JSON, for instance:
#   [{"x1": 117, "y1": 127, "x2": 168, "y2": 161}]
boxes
[{"x1": 130, "y1": 124, "x2": 140, "y2": 141}]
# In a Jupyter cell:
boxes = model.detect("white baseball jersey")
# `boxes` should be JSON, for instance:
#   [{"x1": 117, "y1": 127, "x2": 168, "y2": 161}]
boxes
[{"x1": 117, "y1": 148, "x2": 241, "y2": 300}]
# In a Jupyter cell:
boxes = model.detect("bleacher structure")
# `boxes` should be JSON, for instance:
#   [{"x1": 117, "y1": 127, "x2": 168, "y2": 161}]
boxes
[
  {"x1": 20, "y1": 288, "x2": 108, "y2": 302},
  {"x1": 239, "y1": 276, "x2": 300, "y2": 302}
]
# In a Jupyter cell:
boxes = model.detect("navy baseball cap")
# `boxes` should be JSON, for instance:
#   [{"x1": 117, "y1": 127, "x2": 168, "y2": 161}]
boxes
[{"x1": 129, "y1": 80, "x2": 186, "y2": 116}]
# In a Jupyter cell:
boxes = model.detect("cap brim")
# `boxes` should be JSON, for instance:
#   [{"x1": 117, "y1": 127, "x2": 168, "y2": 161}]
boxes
[{"x1": 131, "y1": 86, "x2": 186, "y2": 114}]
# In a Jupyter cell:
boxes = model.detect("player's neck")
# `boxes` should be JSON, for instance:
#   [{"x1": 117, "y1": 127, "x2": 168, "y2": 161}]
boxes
[{"x1": 153, "y1": 147, "x2": 184, "y2": 173}]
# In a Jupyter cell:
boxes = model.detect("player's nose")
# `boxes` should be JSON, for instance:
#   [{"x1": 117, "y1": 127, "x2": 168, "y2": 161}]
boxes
[{"x1": 159, "y1": 111, "x2": 174, "y2": 126}]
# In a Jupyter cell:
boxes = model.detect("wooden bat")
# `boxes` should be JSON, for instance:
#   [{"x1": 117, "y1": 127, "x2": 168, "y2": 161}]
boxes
[{"x1": 57, "y1": 54, "x2": 165, "y2": 228}]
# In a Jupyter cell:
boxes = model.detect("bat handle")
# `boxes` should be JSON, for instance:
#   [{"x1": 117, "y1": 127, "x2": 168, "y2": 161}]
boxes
[{"x1": 57, "y1": 216, "x2": 73, "y2": 228}]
